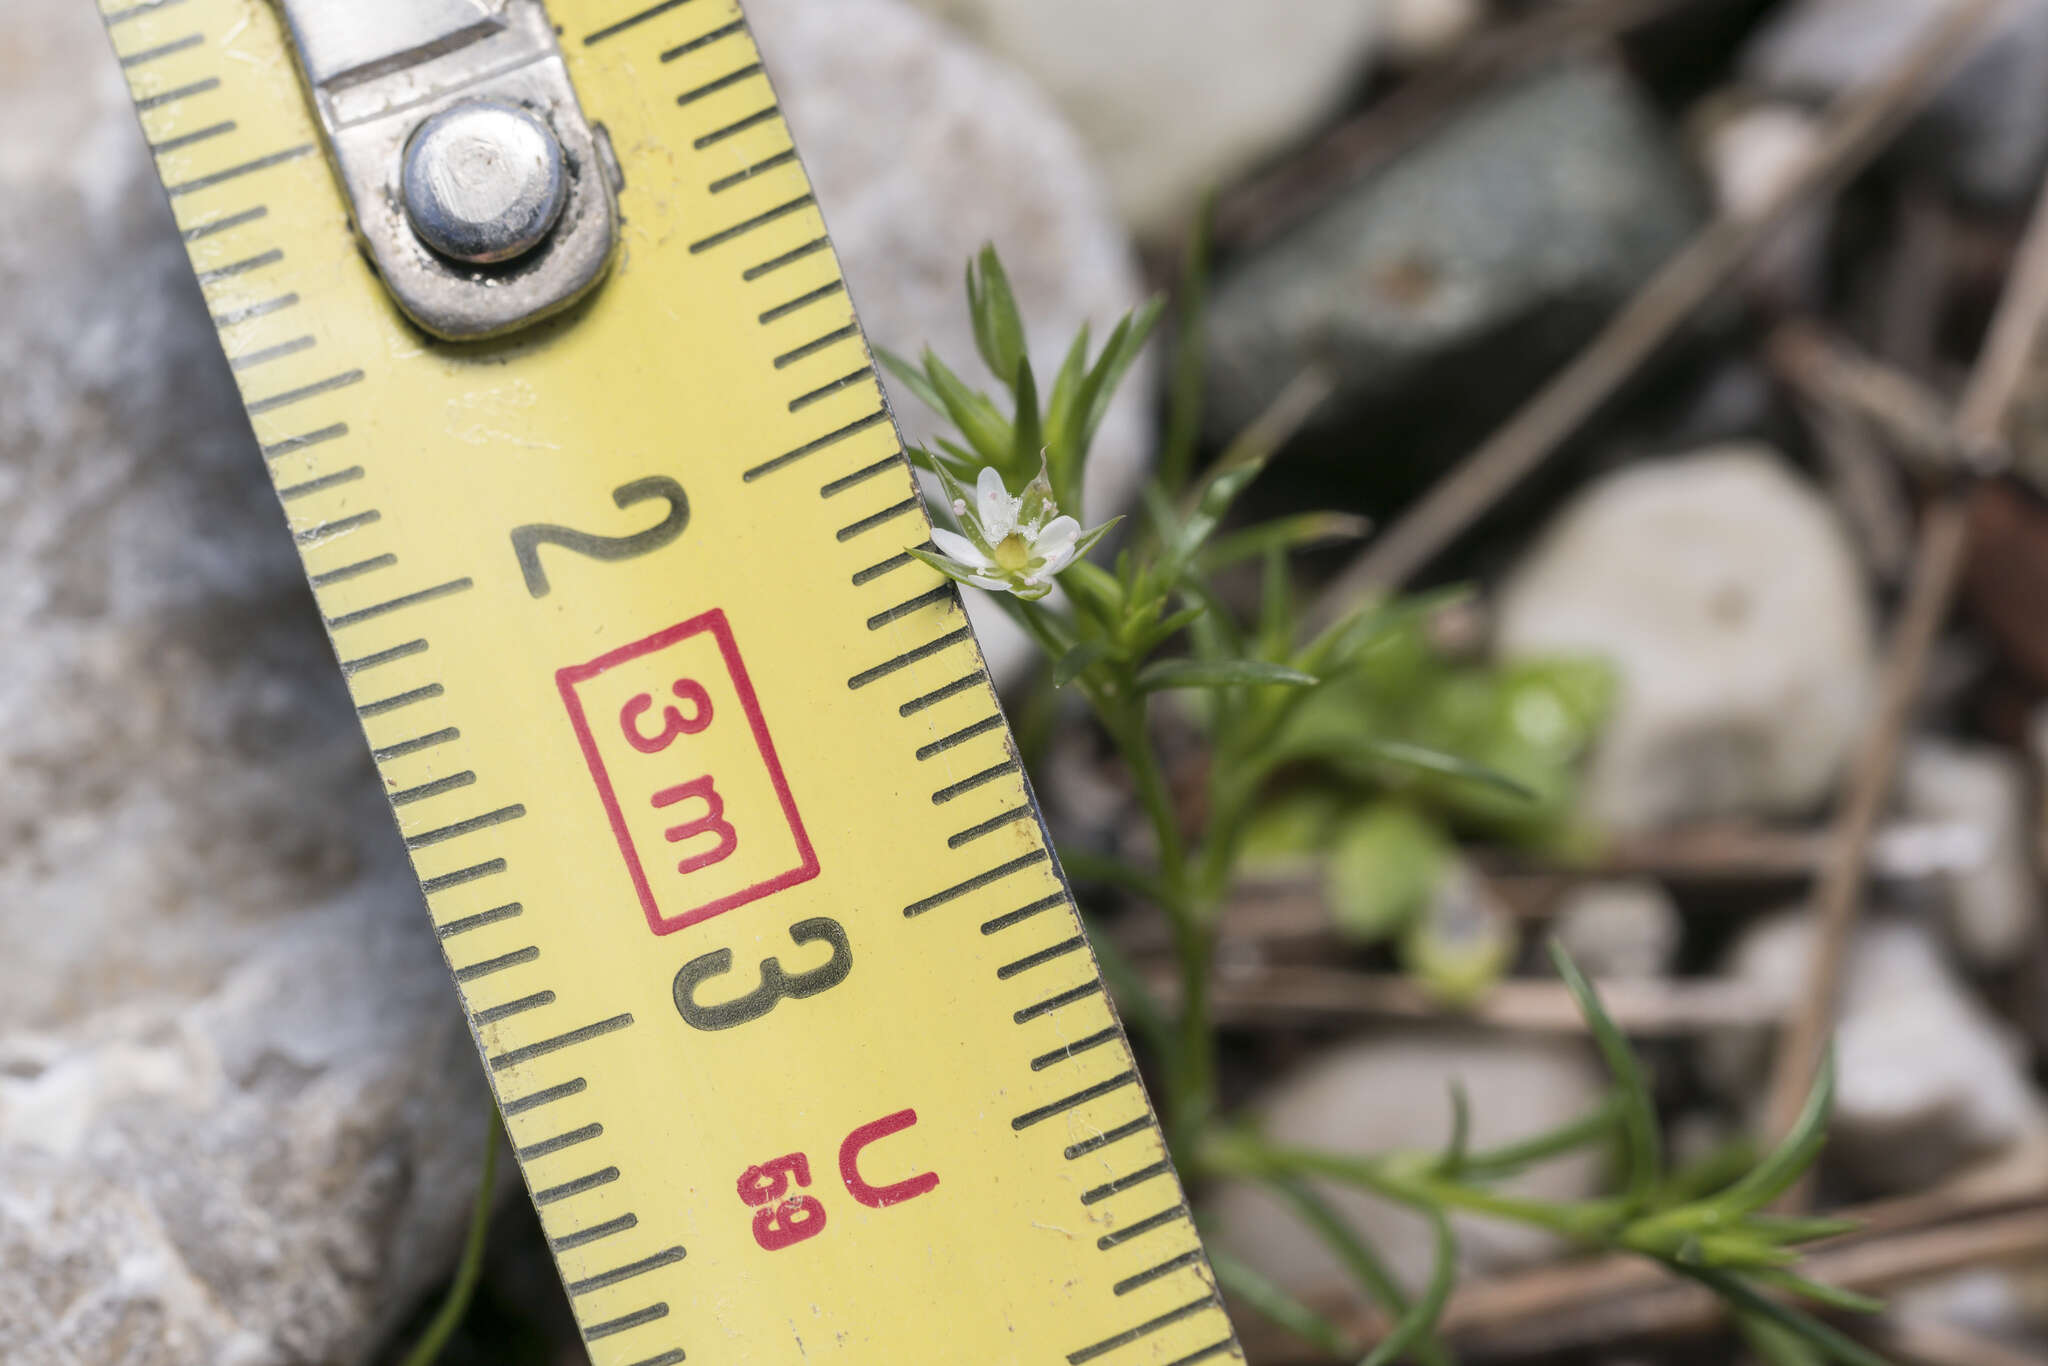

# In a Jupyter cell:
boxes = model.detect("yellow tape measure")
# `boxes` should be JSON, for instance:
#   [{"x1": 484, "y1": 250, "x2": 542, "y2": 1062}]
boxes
[{"x1": 102, "y1": 0, "x2": 1241, "y2": 1362}]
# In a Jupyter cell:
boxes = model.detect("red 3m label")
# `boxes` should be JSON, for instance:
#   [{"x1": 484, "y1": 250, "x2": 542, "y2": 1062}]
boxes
[{"x1": 558, "y1": 610, "x2": 819, "y2": 936}]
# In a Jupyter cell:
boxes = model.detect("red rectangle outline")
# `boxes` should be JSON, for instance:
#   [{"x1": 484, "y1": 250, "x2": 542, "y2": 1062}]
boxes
[{"x1": 557, "y1": 608, "x2": 820, "y2": 936}]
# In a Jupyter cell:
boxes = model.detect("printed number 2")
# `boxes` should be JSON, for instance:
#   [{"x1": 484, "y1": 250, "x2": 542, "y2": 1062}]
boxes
[{"x1": 510, "y1": 475, "x2": 688, "y2": 598}]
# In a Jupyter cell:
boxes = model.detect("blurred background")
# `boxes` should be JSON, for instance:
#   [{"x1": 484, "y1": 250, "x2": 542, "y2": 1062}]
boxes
[{"x1": 8, "y1": 0, "x2": 2048, "y2": 1363}]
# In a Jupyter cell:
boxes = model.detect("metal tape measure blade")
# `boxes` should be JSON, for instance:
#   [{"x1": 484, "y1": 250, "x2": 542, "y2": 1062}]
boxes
[{"x1": 103, "y1": 0, "x2": 1241, "y2": 1362}]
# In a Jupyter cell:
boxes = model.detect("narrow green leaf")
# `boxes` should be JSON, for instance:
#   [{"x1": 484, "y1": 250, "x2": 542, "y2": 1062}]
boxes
[
  {"x1": 1161, "y1": 194, "x2": 1215, "y2": 495},
  {"x1": 1439, "y1": 1082, "x2": 1472, "y2": 1177},
  {"x1": 1712, "y1": 1053, "x2": 1835, "y2": 1217},
  {"x1": 1077, "y1": 297, "x2": 1166, "y2": 451},
  {"x1": 1136, "y1": 658, "x2": 1318, "y2": 693},
  {"x1": 1210, "y1": 1251, "x2": 1357, "y2": 1359},
  {"x1": 1744, "y1": 1214, "x2": 1862, "y2": 1247},
  {"x1": 1043, "y1": 323, "x2": 1092, "y2": 465},
  {"x1": 1052, "y1": 639, "x2": 1109, "y2": 688},
  {"x1": 1457, "y1": 1094, "x2": 1625, "y2": 1179},
  {"x1": 1738, "y1": 1310, "x2": 1830, "y2": 1366},
  {"x1": 923, "y1": 348, "x2": 1015, "y2": 469},
  {"x1": 1753, "y1": 1269, "x2": 1886, "y2": 1316},
  {"x1": 1202, "y1": 512, "x2": 1374, "y2": 571},
  {"x1": 1359, "y1": 1208, "x2": 1457, "y2": 1366},
  {"x1": 967, "y1": 245, "x2": 1028, "y2": 388},
  {"x1": 1549, "y1": 941, "x2": 1662, "y2": 1208},
  {"x1": 1678, "y1": 1266, "x2": 1895, "y2": 1366},
  {"x1": 1012, "y1": 356, "x2": 1047, "y2": 494},
  {"x1": 1059, "y1": 557, "x2": 1125, "y2": 632},
  {"x1": 1130, "y1": 603, "x2": 1208, "y2": 657},
  {"x1": 877, "y1": 345, "x2": 948, "y2": 416},
  {"x1": 1356, "y1": 738, "x2": 1537, "y2": 800},
  {"x1": 1269, "y1": 1179, "x2": 1454, "y2": 1366}
]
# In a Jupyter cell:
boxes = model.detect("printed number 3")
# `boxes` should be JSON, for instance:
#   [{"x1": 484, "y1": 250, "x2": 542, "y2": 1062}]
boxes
[{"x1": 510, "y1": 475, "x2": 688, "y2": 598}]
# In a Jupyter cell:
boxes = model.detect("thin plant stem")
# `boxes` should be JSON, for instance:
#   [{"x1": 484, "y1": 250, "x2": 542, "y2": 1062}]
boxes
[{"x1": 400, "y1": 1110, "x2": 502, "y2": 1366}]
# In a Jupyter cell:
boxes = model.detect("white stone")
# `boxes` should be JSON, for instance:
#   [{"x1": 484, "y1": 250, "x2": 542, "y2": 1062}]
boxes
[
  {"x1": 1902, "y1": 739, "x2": 2041, "y2": 969},
  {"x1": 748, "y1": 0, "x2": 1155, "y2": 681},
  {"x1": 1495, "y1": 447, "x2": 1877, "y2": 832},
  {"x1": 1382, "y1": 0, "x2": 1488, "y2": 65},
  {"x1": 1552, "y1": 880, "x2": 1683, "y2": 980},
  {"x1": 1209, "y1": 1033, "x2": 1608, "y2": 1300},
  {"x1": 903, "y1": 0, "x2": 1381, "y2": 235},
  {"x1": 1707, "y1": 914, "x2": 2045, "y2": 1192},
  {"x1": 1703, "y1": 102, "x2": 1823, "y2": 221}
]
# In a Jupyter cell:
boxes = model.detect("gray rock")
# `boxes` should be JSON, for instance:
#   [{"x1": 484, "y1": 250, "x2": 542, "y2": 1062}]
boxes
[
  {"x1": 749, "y1": 0, "x2": 1154, "y2": 681},
  {"x1": 905, "y1": 0, "x2": 1381, "y2": 235},
  {"x1": 1203, "y1": 59, "x2": 1705, "y2": 447},
  {"x1": 1209, "y1": 1033, "x2": 1608, "y2": 1302},
  {"x1": 1495, "y1": 446, "x2": 1877, "y2": 833},
  {"x1": 0, "y1": 3, "x2": 485, "y2": 1360},
  {"x1": 1552, "y1": 880, "x2": 1683, "y2": 979},
  {"x1": 1707, "y1": 914, "x2": 2044, "y2": 1193},
  {"x1": 1901, "y1": 739, "x2": 2041, "y2": 969},
  {"x1": 1744, "y1": 0, "x2": 2048, "y2": 207}
]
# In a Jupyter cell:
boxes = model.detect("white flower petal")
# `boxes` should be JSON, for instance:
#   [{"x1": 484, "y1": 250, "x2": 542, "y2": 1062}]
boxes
[
  {"x1": 1031, "y1": 543, "x2": 1077, "y2": 580},
  {"x1": 1029, "y1": 515, "x2": 1080, "y2": 560},
  {"x1": 976, "y1": 466, "x2": 1020, "y2": 541},
  {"x1": 965, "y1": 573, "x2": 1010, "y2": 592},
  {"x1": 931, "y1": 527, "x2": 993, "y2": 569}
]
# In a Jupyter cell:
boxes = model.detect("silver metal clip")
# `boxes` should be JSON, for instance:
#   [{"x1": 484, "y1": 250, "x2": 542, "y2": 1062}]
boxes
[{"x1": 275, "y1": 0, "x2": 619, "y2": 340}]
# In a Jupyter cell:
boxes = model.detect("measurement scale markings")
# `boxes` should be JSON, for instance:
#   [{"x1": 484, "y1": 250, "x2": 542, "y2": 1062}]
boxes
[
  {"x1": 195, "y1": 248, "x2": 281, "y2": 286},
  {"x1": 948, "y1": 805, "x2": 1033, "y2": 848},
  {"x1": 1165, "y1": 1342, "x2": 1236, "y2": 1366},
  {"x1": 438, "y1": 902, "x2": 523, "y2": 940},
  {"x1": 452, "y1": 945, "x2": 537, "y2": 982},
  {"x1": 390, "y1": 770, "x2": 477, "y2": 806},
  {"x1": 534, "y1": 1166, "x2": 620, "y2": 1204},
  {"x1": 1065, "y1": 1117, "x2": 1156, "y2": 1161},
  {"x1": 758, "y1": 278, "x2": 844, "y2": 325},
  {"x1": 503, "y1": 1075, "x2": 584, "y2": 1115},
  {"x1": 1097, "y1": 1204, "x2": 1189, "y2": 1250},
  {"x1": 835, "y1": 496, "x2": 917, "y2": 542},
  {"x1": 294, "y1": 508, "x2": 379, "y2": 545},
  {"x1": 404, "y1": 803, "x2": 526, "y2": 849},
  {"x1": 277, "y1": 464, "x2": 362, "y2": 500},
  {"x1": 745, "y1": 234, "x2": 828, "y2": 280},
  {"x1": 1068, "y1": 1296, "x2": 1220, "y2": 1365},
  {"x1": 1013, "y1": 1070, "x2": 1137, "y2": 1131},
  {"x1": 1015, "y1": 980, "x2": 1104, "y2": 1024},
  {"x1": 246, "y1": 368, "x2": 362, "y2": 415},
  {"x1": 309, "y1": 553, "x2": 395, "y2": 588},
  {"x1": 709, "y1": 147, "x2": 794, "y2": 193},
  {"x1": 774, "y1": 322, "x2": 859, "y2": 369},
  {"x1": 676, "y1": 61, "x2": 764, "y2": 107},
  {"x1": 136, "y1": 75, "x2": 220, "y2": 112},
  {"x1": 565, "y1": 1246, "x2": 687, "y2": 1295},
  {"x1": 120, "y1": 32, "x2": 202, "y2": 68},
  {"x1": 549, "y1": 1210, "x2": 637, "y2": 1251},
  {"x1": 518, "y1": 1122, "x2": 604, "y2": 1161},
  {"x1": 693, "y1": 104, "x2": 779, "y2": 150},
  {"x1": 789, "y1": 365, "x2": 874, "y2": 411},
  {"x1": 261, "y1": 421, "x2": 343, "y2": 460},
  {"x1": 690, "y1": 192, "x2": 814, "y2": 253},
  {"x1": 104, "y1": 0, "x2": 187, "y2": 25},
  {"x1": 488, "y1": 1013, "x2": 634, "y2": 1071},
  {"x1": 164, "y1": 143, "x2": 313, "y2": 197},
  {"x1": 902, "y1": 672, "x2": 986, "y2": 716},
  {"x1": 1114, "y1": 1250, "x2": 1206, "y2": 1297},
  {"x1": 744, "y1": 406, "x2": 886, "y2": 480},
  {"x1": 983, "y1": 892, "x2": 1069, "y2": 936},
  {"x1": 150, "y1": 119, "x2": 234, "y2": 155},
  {"x1": 233, "y1": 335, "x2": 318, "y2": 374},
  {"x1": 583, "y1": 0, "x2": 699, "y2": 45},
  {"x1": 585, "y1": 1303, "x2": 668, "y2": 1340},
  {"x1": 475, "y1": 990, "x2": 554, "y2": 1024},
  {"x1": 902, "y1": 847, "x2": 1047, "y2": 915},
  {"x1": 181, "y1": 202, "x2": 264, "y2": 240},
  {"x1": 916, "y1": 714, "x2": 1002, "y2": 760},
  {"x1": 215, "y1": 293, "x2": 299, "y2": 328},
  {"x1": 663, "y1": 16, "x2": 746, "y2": 63},
  {"x1": 326, "y1": 577, "x2": 473, "y2": 630},
  {"x1": 375, "y1": 729, "x2": 464, "y2": 765},
  {"x1": 998, "y1": 937, "x2": 1084, "y2": 980},
  {"x1": 622, "y1": 1351, "x2": 687, "y2": 1366},
  {"x1": 822, "y1": 453, "x2": 900, "y2": 498},
  {"x1": 931, "y1": 759, "x2": 1019, "y2": 805},
  {"x1": 356, "y1": 682, "x2": 443, "y2": 719},
  {"x1": 1081, "y1": 1161, "x2": 1172, "y2": 1207},
  {"x1": 1031, "y1": 1026, "x2": 1120, "y2": 1072},
  {"x1": 866, "y1": 584, "x2": 953, "y2": 629}
]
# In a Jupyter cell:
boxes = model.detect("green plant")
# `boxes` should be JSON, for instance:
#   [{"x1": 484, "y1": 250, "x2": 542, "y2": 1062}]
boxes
[{"x1": 881, "y1": 240, "x2": 1887, "y2": 1366}]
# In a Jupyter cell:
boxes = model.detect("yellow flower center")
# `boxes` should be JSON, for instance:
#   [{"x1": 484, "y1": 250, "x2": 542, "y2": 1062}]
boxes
[{"x1": 992, "y1": 532, "x2": 1032, "y2": 573}]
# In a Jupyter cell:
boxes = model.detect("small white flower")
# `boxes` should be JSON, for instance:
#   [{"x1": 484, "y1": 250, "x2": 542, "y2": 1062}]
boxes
[{"x1": 913, "y1": 464, "x2": 1113, "y2": 602}]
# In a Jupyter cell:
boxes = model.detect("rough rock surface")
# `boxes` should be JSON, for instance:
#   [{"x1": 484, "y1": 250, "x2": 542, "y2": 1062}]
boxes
[
  {"x1": 749, "y1": 0, "x2": 1154, "y2": 679},
  {"x1": 0, "y1": 3, "x2": 486, "y2": 1362},
  {"x1": 905, "y1": 0, "x2": 1380, "y2": 234},
  {"x1": 1552, "y1": 880, "x2": 1684, "y2": 980},
  {"x1": 1210, "y1": 1033, "x2": 1608, "y2": 1301},
  {"x1": 1496, "y1": 447, "x2": 1876, "y2": 832},
  {"x1": 1203, "y1": 59, "x2": 1704, "y2": 449},
  {"x1": 1744, "y1": 0, "x2": 2048, "y2": 207},
  {"x1": 1709, "y1": 914, "x2": 2045, "y2": 1192},
  {"x1": 1902, "y1": 739, "x2": 2041, "y2": 970}
]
